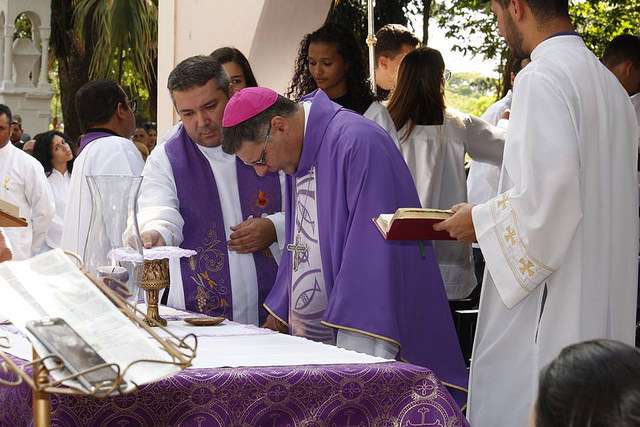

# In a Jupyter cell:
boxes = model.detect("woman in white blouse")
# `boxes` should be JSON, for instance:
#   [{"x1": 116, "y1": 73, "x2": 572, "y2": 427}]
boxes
[
  {"x1": 32, "y1": 131, "x2": 74, "y2": 250},
  {"x1": 388, "y1": 47, "x2": 505, "y2": 300}
]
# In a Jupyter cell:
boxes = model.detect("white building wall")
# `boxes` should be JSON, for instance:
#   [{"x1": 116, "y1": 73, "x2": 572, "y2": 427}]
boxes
[{"x1": 157, "y1": 0, "x2": 331, "y2": 138}]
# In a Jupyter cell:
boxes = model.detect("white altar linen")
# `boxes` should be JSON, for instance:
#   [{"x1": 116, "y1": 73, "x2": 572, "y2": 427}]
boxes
[{"x1": 2, "y1": 305, "x2": 390, "y2": 370}]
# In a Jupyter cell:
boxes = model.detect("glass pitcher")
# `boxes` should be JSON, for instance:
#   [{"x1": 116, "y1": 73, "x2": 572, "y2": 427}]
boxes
[{"x1": 83, "y1": 175, "x2": 144, "y2": 301}]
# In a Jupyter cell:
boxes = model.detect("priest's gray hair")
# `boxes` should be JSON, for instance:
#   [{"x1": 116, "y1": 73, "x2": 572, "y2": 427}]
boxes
[
  {"x1": 167, "y1": 55, "x2": 230, "y2": 100},
  {"x1": 222, "y1": 95, "x2": 298, "y2": 155}
]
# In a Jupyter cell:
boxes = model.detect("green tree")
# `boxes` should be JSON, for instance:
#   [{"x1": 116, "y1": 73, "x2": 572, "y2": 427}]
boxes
[
  {"x1": 327, "y1": 0, "x2": 424, "y2": 54},
  {"x1": 50, "y1": 0, "x2": 158, "y2": 143},
  {"x1": 446, "y1": 72, "x2": 499, "y2": 116},
  {"x1": 435, "y1": 0, "x2": 640, "y2": 99}
]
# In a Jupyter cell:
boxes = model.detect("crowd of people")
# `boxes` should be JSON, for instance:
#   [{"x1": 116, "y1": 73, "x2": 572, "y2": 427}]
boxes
[{"x1": 0, "y1": 0, "x2": 639, "y2": 425}]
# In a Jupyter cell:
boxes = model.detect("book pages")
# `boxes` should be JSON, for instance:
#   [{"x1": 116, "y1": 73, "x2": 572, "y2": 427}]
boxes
[{"x1": 0, "y1": 249, "x2": 179, "y2": 391}]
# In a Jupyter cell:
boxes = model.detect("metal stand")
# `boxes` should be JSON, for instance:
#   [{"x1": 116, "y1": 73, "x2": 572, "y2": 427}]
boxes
[
  {"x1": 0, "y1": 253, "x2": 197, "y2": 425},
  {"x1": 32, "y1": 349, "x2": 50, "y2": 427}
]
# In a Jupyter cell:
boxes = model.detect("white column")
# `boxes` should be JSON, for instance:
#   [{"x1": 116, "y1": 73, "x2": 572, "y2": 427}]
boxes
[
  {"x1": 37, "y1": 27, "x2": 50, "y2": 90},
  {"x1": 2, "y1": 24, "x2": 14, "y2": 88},
  {"x1": 0, "y1": 26, "x2": 4, "y2": 81}
]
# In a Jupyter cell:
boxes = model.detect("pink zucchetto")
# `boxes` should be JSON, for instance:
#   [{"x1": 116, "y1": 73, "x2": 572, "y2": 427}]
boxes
[{"x1": 222, "y1": 87, "x2": 278, "y2": 127}]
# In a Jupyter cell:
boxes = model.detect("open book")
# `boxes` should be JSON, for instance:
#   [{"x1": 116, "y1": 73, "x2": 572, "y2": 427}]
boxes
[
  {"x1": 373, "y1": 208, "x2": 455, "y2": 240},
  {"x1": 0, "y1": 198, "x2": 27, "y2": 227},
  {"x1": 0, "y1": 249, "x2": 183, "y2": 393}
]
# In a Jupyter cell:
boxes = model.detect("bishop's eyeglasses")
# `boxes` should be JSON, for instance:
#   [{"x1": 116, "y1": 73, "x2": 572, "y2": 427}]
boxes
[{"x1": 243, "y1": 123, "x2": 272, "y2": 167}]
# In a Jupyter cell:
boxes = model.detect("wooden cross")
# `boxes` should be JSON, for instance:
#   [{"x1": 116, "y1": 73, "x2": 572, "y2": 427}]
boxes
[{"x1": 286, "y1": 234, "x2": 308, "y2": 272}]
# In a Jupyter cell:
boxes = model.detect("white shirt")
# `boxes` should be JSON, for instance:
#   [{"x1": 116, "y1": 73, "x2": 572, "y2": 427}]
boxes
[
  {"x1": 399, "y1": 111, "x2": 505, "y2": 299},
  {"x1": 467, "y1": 91, "x2": 512, "y2": 207},
  {"x1": 364, "y1": 101, "x2": 400, "y2": 150},
  {"x1": 631, "y1": 93, "x2": 640, "y2": 146},
  {"x1": 44, "y1": 169, "x2": 70, "y2": 250},
  {"x1": 137, "y1": 132, "x2": 286, "y2": 326},
  {"x1": 62, "y1": 134, "x2": 144, "y2": 259},
  {"x1": 468, "y1": 35, "x2": 639, "y2": 427},
  {"x1": 0, "y1": 142, "x2": 55, "y2": 259}
]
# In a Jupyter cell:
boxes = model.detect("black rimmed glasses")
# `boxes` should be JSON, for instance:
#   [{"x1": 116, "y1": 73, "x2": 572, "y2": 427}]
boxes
[{"x1": 243, "y1": 123, "x2": 272, "y2": 167}]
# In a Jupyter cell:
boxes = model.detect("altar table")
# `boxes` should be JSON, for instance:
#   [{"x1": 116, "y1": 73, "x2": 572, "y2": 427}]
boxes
[{"x1": 0, "y1": 309, "x2": 468, "y2": 426}]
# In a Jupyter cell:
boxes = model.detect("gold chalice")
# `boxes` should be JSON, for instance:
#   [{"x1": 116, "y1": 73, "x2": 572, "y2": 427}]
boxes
[{"x1": 139, "y1": 258, "x2": 170, "y2": 327}]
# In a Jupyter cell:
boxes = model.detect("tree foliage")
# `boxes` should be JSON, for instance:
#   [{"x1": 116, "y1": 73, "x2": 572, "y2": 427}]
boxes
[
  {"x1": 434, "y1": 0, "x2": 640, "y2": 97},
  {"x1": 50, "y1": 0, "x2": 158, "y2": 142},
  {"x1": 327, "y1": 0, "x2": 423, "y2": 54}
]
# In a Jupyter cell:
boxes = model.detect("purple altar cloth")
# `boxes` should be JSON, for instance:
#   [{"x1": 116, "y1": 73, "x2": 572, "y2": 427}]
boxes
[{"x1": 0, "y1": 356, "x2": 468, "y2": 426}]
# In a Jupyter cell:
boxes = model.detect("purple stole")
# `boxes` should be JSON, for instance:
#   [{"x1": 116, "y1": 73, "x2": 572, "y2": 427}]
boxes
[
  {"x1": 77, "y1": 131, "x2": 116, "y2": 154},
  {"x1": 165, "y1": 125, "x2": 281, "y2": 322}
]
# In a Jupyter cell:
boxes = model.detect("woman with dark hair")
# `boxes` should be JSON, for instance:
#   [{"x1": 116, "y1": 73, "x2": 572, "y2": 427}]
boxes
[
  {"x1": 287, "y1": 23, "x2": 398, "y2": 147},
  {"x1": 534, "y1": 339, "x2": 640, "y2": 427},
  {"x1": 210, "y1": 47, "x2": 258, "y2": 96},
  {"x1": 388, "y1": 47, "x2": 504, "y2": 300},
  {"x1": 32, "y1": 130, "x2": 74, "y2": 250}
]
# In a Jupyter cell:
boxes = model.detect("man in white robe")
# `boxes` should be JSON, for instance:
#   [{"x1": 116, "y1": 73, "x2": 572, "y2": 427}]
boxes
[
  {"x1": 0, "y1": 105, "x2": 54, "y2": 260},
  {"x1": 62, "y1": 80, "x2": 143, "y2": 259},
  {"x1": 435, "y1": 1, "x2": 639, "y2": 425},
  {"x1": 602, "y1": 34, "x2": 640, "y2": 144},
  {"x1": 138, "y1": 56, "x2": 285, "y2": 325}
]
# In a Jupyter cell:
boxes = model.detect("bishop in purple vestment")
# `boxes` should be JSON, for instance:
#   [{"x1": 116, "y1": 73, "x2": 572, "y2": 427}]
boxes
[{"x1": 222, "y1": 87, "x2": 468, "y2": 403}]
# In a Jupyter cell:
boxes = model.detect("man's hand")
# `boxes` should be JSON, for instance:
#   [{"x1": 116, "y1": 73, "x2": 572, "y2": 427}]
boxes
[
  {"x1": 433, "y1": 203, "x2": 477, "y2": 243},
  {"x1": 141, "y1": 230, "x2": 166, "y2": 249},
  {"x1": 261, "y1": 314, "x2": 289, "y2": 333},
  {"x1": 228, "y1": 217, "x2": 276, "y2": 254}
]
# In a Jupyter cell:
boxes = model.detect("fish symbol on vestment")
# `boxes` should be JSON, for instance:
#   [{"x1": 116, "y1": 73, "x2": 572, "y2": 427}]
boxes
[
  {"x1": 296, "y1": 201, "x2": 315, "y2": 239},
  {"x1": 295, "y1": 278, "x2": 322, "y2": 310}
]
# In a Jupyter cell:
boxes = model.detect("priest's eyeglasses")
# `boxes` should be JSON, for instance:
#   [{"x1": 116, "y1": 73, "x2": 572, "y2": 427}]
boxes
[{"x1": 244, "y1": 123, "x2": 272, "y2": 166}]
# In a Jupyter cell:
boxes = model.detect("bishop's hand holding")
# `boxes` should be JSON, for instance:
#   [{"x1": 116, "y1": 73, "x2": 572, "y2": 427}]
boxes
[
  {"x1": 228, "y1": 217, "x2": 276, "y2": 254},
  {"x1": 433, "y1": 203, "x2": 478, "y2": 243},
  {"x1": 141, "y1": 230, "x2": 166, "y2": 249},
  {"x1": 262, "y1": 314, "x2": 289, "y2": 334}
]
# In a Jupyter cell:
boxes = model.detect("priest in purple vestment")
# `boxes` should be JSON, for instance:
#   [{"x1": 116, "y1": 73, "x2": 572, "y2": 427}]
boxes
[
  {"x1": 136, "y1": 56, "x2": 285, "y2": 325},
  {"x1": 221, "y1": 87, "x2": 468, "y2": 402}
]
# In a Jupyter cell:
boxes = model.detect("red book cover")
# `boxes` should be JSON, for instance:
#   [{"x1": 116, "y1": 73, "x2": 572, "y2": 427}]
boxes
[{"x1": 372, "y1": 209, "x2": 455, "y2": 241}]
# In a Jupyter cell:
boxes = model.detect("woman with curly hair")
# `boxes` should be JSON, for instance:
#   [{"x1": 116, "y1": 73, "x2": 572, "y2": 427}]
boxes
[
  {"x1": 32, "y1": 130, "x2": 74, "y2": 250},
  {"x1": 287, "y1": 23, "x2": 398, "y2": 147}
]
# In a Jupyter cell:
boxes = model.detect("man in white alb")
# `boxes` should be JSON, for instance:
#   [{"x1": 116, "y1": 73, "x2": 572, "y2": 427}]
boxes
[
  {"x1": 61, "y1": 80, "x2": 144, "y2": 259},
  {"x1": 137, "y1": 56, "x2": 285, "y2": 325},
  {"x1": 602, "y1": 34, "x2": 640, "y2": 142},
  {"x1": 0, "y1": 104, "x2": 54, "y2": 260},
  {"x1": 435, "y1": 1, "x2": 639, "y2": 425}
]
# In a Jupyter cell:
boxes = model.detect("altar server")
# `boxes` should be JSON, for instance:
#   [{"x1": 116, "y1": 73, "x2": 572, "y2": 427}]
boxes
[
  {"x1": 287, "y1": 23, "x2": 400, "y2": 148},
  {"x1": 0, "y1": 104, "x2": 54, "y2": 260},
  {"x1": 222, "y1": 87, "x2": 468, "y2": 402},
  {"x1": 435, "y1": 1, "x2": 639, "y2": 425},
  {"x1": 388, "y1": 47, "x2": 505, "y2": 300},
  {"x1": 137, "y1": 56, "x2": 285, "y2": 325},
  {"x1": 61, "y1": 80, "x2": 144, "y2": 258}
]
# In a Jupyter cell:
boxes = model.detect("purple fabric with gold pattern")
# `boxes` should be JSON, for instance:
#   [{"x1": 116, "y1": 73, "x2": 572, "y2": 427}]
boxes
[
  {"x1": 165, "y1": 125, "x2": 281, "y2": 322},
  {"x1": 0, "y1": 355, "x2": 469, "y2": 426}
]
